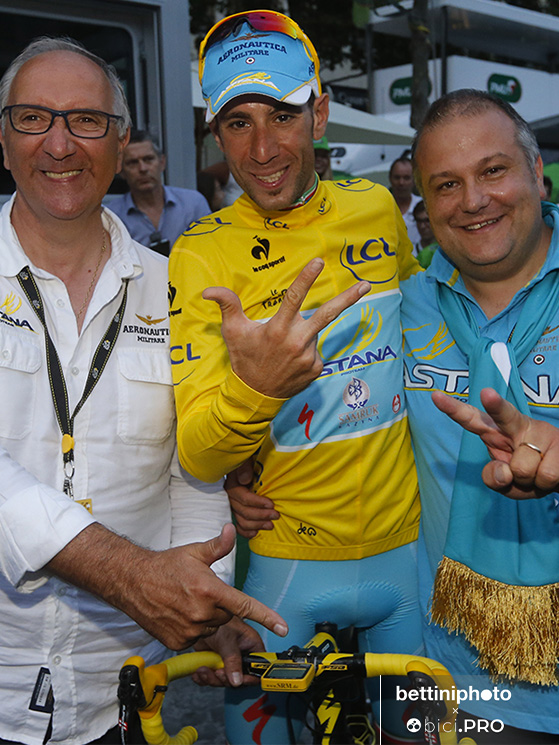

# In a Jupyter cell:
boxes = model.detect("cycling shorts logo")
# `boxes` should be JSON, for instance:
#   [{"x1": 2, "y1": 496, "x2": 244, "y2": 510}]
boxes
[{"x1": 343, "y1": 377, "x2": 370, "y2": 410}]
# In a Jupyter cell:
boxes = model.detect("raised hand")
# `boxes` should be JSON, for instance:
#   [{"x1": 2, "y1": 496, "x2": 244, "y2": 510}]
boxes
[
  {"x1": 203, "y1": 258, "x2": 370, "y2": 399},
  {"x1": 432, "y1": 388, "x2": 559, "y2": 499}
]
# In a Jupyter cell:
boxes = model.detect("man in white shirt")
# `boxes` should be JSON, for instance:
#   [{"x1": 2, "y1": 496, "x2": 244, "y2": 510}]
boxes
[
  {"x1": 389, "y1": 156, "x2": 422, "y2": 245},
  {"x1": 0, "y1": 36, "x2": 286, "y2": 745}
]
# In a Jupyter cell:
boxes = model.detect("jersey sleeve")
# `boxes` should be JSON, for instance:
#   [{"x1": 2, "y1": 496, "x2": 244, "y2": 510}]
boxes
[{"x1": 169, "y1": 240, "x2": 285, "y2": 483}]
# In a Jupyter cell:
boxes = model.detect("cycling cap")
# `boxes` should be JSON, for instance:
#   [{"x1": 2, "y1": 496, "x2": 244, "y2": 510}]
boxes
[{"x1": 199, "y1": 10, "x2": 321, "y2": 122}]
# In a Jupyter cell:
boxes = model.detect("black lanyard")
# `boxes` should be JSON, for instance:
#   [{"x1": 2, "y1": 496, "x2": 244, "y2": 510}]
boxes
[{"x1": 17, "y1": 266, "x2": 128, "y2": 507}]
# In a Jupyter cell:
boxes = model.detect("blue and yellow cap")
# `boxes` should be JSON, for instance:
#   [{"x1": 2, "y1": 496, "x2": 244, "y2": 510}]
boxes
[{"x1": 199, "y1": 10, "x2": 321, "y2": 122}]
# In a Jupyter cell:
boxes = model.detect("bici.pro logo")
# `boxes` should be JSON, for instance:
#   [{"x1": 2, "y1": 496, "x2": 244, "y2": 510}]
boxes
[{"x1": 398, "y1": 683, "x2": 510, "y2": 738}]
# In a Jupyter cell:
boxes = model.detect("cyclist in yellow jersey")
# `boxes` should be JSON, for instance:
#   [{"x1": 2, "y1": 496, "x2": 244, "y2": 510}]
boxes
[{"x1": 169, "y1": 11, "x2": 422, "y2": 743}]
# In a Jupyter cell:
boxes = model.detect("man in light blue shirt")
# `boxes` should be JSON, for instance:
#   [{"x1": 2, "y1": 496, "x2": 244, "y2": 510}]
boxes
[
  {"x1": 402, "y1": 89, "x2": 559, "y2": 744},
  {"x1": 109, "y1": 130, "x2": 210, "y2": 255}
]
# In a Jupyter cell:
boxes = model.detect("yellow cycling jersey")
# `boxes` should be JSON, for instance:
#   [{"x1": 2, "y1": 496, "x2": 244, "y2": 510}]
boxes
[{"x1": 169, "y1": 179, "x2": 420, "y2": 560}]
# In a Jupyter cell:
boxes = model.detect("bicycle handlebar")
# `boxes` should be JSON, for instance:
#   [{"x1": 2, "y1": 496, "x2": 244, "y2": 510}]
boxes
[
  {"x1": 118, "y1": 635, "x2": 477, "y2": 745},
  {"x1": 118, "y1": 651, "x2": 224, "y2": 744}
]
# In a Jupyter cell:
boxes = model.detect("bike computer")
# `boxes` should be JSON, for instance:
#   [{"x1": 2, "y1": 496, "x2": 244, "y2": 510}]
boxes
[{"x1": 261, "y1": 662, "x2": 315, "y2": 692}]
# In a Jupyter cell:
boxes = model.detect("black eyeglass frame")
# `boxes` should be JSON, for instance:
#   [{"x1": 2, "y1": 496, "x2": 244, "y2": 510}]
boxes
[{"x1": 1, "y1": 104, "x2": 124, "y2": 139}]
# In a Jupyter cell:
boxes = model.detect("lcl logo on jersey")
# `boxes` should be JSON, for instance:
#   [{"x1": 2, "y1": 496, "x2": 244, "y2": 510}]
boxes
[
  {"x1": 264, "y1": 217, "x2": 289, "y2": 230},
  {"x1": 340, "y1": 237, "x2": 397, "y2": 283}
]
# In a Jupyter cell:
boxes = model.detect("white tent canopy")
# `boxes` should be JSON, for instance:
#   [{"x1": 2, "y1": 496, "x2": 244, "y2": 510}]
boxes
[{"x1": 191, "y1": 70, "x2": 415, "y2": 146}]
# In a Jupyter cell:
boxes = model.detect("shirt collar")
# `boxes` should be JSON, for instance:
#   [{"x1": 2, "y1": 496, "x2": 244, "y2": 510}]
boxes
[{"x1": 0, "y1": 194, "x2": 143, "y2": 282}]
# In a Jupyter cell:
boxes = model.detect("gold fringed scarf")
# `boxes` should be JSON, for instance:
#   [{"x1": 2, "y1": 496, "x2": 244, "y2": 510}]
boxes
[
  {"x1": 434, "y1": 239, "x2": 559, "y2": 688},
  {"x1": 431, "y1": 557, "x2": 559, "y2": 686}
]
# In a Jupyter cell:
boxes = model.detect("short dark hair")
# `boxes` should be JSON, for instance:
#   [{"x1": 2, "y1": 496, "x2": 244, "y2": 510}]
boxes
[
  {"x1": 412, "y1": 199, "x2": 427, "y2": 218},
  {"x1": 389, "y1": 156, "x2": 412, "y2": 178},
  {"x1": 411, "y1": 89, "x2": 540, "y2": 194},
  {"x1": 127, "y1": 129, "x2": 163, "y2": 156}
]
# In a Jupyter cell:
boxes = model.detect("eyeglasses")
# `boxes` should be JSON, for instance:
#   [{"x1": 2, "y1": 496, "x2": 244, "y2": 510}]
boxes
[
  {"x1": 198, "y1": 10, "x2": 320, "y2": 89},
  {"x1": 1, "y1": 104, "x2": 123, "y2": 139}
]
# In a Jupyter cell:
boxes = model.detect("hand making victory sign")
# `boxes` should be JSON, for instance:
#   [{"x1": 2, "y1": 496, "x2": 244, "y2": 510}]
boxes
[{"x1": 432, "y1": 387, "x2": 559, "y2": 499}]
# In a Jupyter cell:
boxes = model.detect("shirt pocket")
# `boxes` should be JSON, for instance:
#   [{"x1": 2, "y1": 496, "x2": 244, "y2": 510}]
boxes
[
  {"x1": 0, "y1": 327, "x2": 42, "y2": 439},
  {"x1": 116, "y1": 348, "x2": 175, "y2": 444}
]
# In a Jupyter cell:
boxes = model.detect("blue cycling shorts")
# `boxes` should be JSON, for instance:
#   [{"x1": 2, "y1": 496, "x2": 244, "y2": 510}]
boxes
[{"x1": 225, "y1": 542, "x2": 422, "y2": 744}]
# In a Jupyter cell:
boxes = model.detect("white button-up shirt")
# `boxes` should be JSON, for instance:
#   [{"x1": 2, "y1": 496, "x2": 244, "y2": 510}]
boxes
[{"x1": 0, "y1": 199, "x2": 233, "y2": 744}]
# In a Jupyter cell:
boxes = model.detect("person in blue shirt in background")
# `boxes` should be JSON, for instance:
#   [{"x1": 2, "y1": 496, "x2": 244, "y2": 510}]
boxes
[{"x1": 109, "y1": 129, "x2": 210, "y2": 255}]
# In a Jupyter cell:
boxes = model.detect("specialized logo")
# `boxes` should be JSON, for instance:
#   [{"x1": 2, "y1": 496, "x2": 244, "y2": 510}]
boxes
[
  {"x1": 343, "y1": 376, "x2": 370, "y2": 410},
  {"x1": 297, "y1": 402, "x2": 314, "y2": 440},
  {"x1": 0, "y1": 292, "x2": 35, "y2": 331},
  {"x1": 168, "y1": 282, "x2": 182, "y2": 317},
  {"x1": 340, "y1": 237, "x2": 397, "y2": 283},
  {"x1": 243, "y1": 694, "x2": 276, "y2": 745},
  {"x1": 214, "y1": 72, "x2": 281, "y2": 106},
  {"x1": 316, "y1": 692, "x2": 341, "y2": 738},
  {"x1": 392, "y1": 393, "x2": 401, "y2": 413}
]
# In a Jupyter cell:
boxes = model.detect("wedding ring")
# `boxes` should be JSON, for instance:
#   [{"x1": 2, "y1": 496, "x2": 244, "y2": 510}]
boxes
[{"x1": 519, "y1": 441, "x2": 544, "y2": 458}]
